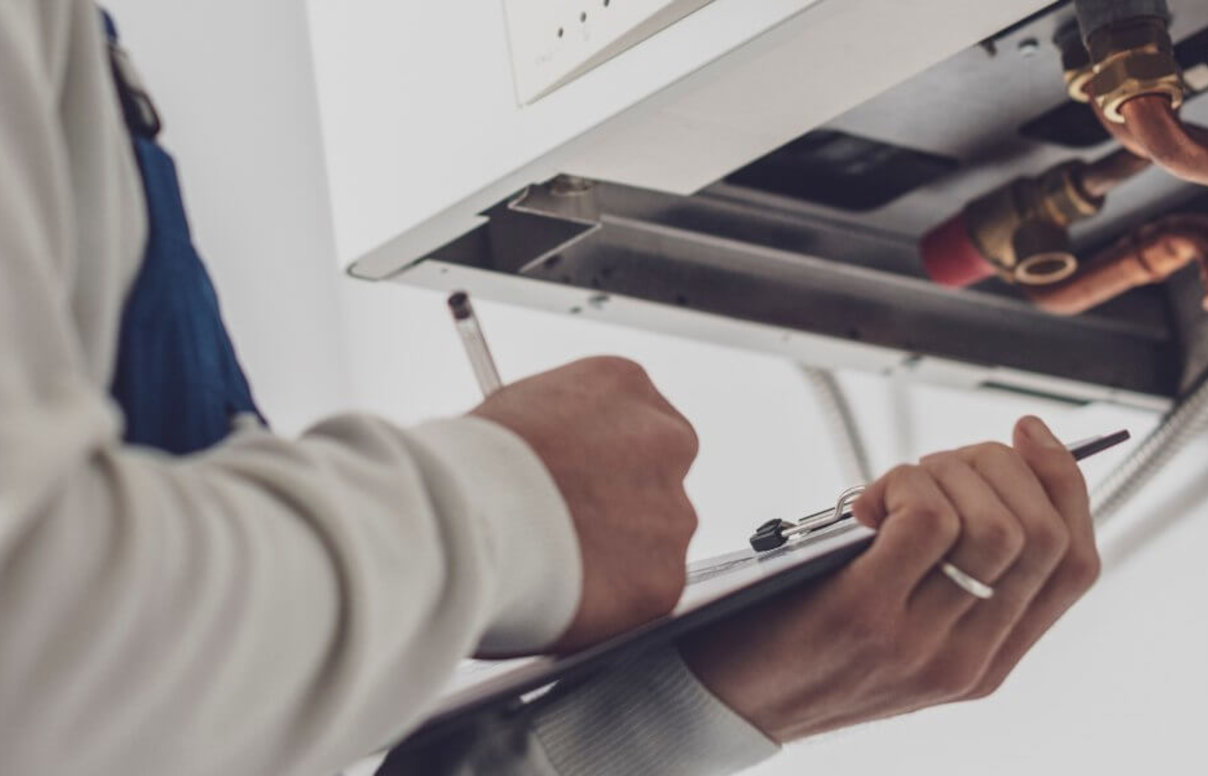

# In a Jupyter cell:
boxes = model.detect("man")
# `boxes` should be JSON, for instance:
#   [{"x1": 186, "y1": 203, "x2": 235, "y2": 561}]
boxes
[{"x1": 0, "y1": 2, "x2": 1100, "y2": 775}]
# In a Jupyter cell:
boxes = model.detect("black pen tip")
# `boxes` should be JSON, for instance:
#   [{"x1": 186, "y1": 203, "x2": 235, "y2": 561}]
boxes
[{"x1": 448, "y1": 291, "x2": 472, "y2": 320}]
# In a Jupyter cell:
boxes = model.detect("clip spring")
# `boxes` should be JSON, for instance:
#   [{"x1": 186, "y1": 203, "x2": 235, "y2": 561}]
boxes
[{"x1": 749, "y1": 485, "x2": 866, "y2": 552}]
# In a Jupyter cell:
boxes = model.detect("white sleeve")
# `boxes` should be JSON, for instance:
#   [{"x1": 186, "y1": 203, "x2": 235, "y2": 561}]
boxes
[
  {"x1": 376, "y1": 649, "x2": 780, "y2": 776},
  {"x1": 0, "y1": 4, "x2": 580, "y2": 776}
]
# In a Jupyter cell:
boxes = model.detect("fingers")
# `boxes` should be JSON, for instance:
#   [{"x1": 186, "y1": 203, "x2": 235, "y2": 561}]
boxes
[
  {"x1": 1012, "y1": 416, "x2": 1091, "y2": 542},
  {"x1": 961, "y1": 418, "x2": 1100, "y2": 697},
  {"x1": 927, "y1": 440, "x2": 1068, "y2": 663},
  {"x1": 846, "y1": 466, "x2": 961, "y2": 605},
  {"x1": 775, "y1": 417, "x2": 1096, "y2": 718},
  {"x1": 907, "y1": 456, "x2": 1024, "y2": 623},
  {"x1": 480, "y1": 355, "x2": 703, "y2": 652},
  {"x1": 931, "y1": 419, "x2": 1096, "y2": 698},
  {"x1": 583, "y1": 357, "x2": 701, "y2": 476},
  {"x1": 963, "y1": 546, "x2": 1100, "y2": 699}
]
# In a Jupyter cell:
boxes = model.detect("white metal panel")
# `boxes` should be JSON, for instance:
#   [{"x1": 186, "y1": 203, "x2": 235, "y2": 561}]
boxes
[
  {"x1": 306, "y1": 0, "x2": 1051, "y2": 277},
  {"x1": 389, "y1": 260, "x2": 1170, "y2": 413},
  {"x1": 503, "y1": 0, "x2": 716, "y2": 104}
]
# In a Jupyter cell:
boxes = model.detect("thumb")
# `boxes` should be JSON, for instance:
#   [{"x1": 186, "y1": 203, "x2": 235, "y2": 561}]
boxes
[{"x1": 1012, "y1": 416, "x2": 1091, "y2": 530}]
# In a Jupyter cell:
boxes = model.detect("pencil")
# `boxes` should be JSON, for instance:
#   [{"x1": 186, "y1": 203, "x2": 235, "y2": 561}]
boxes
[{"x1": 448, "y1": 291, "x2": 504, "y2": 398}]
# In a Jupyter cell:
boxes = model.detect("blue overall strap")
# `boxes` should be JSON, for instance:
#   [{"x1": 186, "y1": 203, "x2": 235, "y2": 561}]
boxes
[{"x1": 103, "y1": 11, "x2": 265, "y2": 455}]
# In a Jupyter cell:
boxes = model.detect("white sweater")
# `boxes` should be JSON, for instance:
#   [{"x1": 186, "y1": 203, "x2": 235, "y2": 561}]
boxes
[{"x1": 0, "y1": 2, "x2": 775, "y2": 774}]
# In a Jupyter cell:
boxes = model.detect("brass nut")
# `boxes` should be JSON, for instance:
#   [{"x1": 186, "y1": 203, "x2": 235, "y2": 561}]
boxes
[
  {"x1": 1064, "y1": 65, "x2": 1095, "y2": 103},
  {"x1": 1089, "y1": 48, "x2": 1184, "y2": 122},
  {"x1": 1038, "y1": 162, "x2": 1104, "y2": 225}
]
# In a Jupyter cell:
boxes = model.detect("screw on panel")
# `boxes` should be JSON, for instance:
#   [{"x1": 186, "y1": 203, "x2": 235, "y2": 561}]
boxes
[{"x1": 1017, "y1": 37, "x2": 1041, "y2": 58}]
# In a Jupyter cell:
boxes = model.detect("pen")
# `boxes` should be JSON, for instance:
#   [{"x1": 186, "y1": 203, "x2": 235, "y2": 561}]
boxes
[
  {"x1": 1068, "y1": 429, "x2": 1131, "y2": 461},
  {"x1": 448, "y1": 291, "x2": 504, "y2": 398}
]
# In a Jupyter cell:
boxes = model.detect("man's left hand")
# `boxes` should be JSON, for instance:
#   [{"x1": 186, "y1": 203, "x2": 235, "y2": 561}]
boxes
[{"x1": 679, "y1": 416, "x2": 1100, "y2": 742}]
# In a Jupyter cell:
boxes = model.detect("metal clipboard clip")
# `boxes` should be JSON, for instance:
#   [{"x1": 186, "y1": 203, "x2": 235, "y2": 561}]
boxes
[{"x1": 749, "y1": 485, "x2": 867, "y2": 552}]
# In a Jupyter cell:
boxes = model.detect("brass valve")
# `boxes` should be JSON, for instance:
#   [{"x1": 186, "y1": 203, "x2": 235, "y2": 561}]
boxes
[{"x1": 963, "y1": 161, "x2": 1104, "y2": 285}]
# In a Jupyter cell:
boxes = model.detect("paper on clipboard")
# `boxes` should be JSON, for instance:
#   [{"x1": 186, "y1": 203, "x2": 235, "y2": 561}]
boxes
[{"x1": 427, "y1": 518, "x2": 875, "y2": 720}]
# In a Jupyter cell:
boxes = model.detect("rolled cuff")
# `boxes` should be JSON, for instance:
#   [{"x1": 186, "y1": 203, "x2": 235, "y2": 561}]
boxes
[{"x1": 532, "y1": 648, "x2": 780, "y2": 775}]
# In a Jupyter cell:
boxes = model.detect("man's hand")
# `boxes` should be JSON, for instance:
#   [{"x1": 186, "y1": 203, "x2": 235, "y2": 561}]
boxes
[
  {"x1": 473, "y1": 357, "x2": 699, "y2": 652},
  {"x1": 681, "y1": 416, "x2": 1100, "y2": 742}
]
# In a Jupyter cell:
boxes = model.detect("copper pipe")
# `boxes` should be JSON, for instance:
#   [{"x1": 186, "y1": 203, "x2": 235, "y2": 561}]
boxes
[
  {"x1": 1088, "y1": 86, "x2": 1151, "y2": 157},
  {"x1": 1077, "y1": 147, "x2": 1152, "y2": 198},
  {"x1": 1089, "y1": 93, "x2": 1208, "y2": 186},
  {"x1": 1117, "y1": 96, "x2": 1208, "y2": 186},
  {"x1": 1027, "y1": 214, "x2": 1208, "y2": 314}
]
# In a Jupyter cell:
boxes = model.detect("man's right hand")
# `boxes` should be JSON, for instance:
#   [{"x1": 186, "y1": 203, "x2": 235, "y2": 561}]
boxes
[{"x1": 472, "y1": 357, "x2": 700, "y2": 652}]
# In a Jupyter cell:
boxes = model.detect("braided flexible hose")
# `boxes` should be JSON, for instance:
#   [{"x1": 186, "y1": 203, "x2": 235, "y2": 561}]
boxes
[
  {"x1": 1093, "y1": 372, "x2": 1208, "y2": 525},
  {"x1": 800, "y1": 366, "x2": 873, "y2": 485}
]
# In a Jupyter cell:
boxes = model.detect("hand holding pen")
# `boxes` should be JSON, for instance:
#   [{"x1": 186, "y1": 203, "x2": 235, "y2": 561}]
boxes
[{"x1": 447, "y1": 292, "x2": 700, "y2": 652}]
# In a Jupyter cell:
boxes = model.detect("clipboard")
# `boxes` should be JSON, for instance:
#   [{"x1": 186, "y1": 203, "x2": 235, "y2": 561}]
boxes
[{"x1": 383, "y1": 429, "x2": 1131, "y2": 756}]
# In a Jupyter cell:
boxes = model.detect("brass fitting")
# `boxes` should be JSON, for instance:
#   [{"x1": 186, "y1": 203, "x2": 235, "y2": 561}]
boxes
[
  {"x1": 963, "y1": 161, "x2": 1104, "y2": 285},
  {"x1": 1086, "y1": 16, "x2": 1184, "y2": 122},
  {"x1": 1065, "y1": 65, "x2": 1096, "y2": 103}
]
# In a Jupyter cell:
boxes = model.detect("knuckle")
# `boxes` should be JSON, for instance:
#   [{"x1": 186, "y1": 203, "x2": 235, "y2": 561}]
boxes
[
  {"x1": 921, "y1": 452, "x2": 959, "y2": 472},
  {"x1": 1029, "y1": 519, "x2": 1071, "y2": 561},
  {"x1": 668, "y1": 416, "x2": 701, "y2": 461},
  {"x1": 981, "y1": 516, "x2": 1026, "y2": 559},
  {"x1": 589, "y1": 356, "x2": 650, "y2": 385},
  {"x1": 889, "y1": 463, "x2": 923, "y2": 483},
  {"x1": 920, "y1": 455, "x2": 962, "y2": 484},
  {"x1": 883, "y1": 464, "x2": 918, "y2": 490},
  {"x1": 1062, "y1": 545, "x2": 1102, "y2": 590},
  {"x1": 881, "y1": 465, "x2": 960, "y2": 540},
  {"x1": 969, "y1": 442, "x2": 1018, "y2": 470},
  {"x1": 652, "y1": 415, "x2": 699, "y2": 464},
  {"x1": 964, "y1": 673, "x2": 1006, "y2": 701},
  {"x1": 635, "y1": 569, "x2": 684, "y2": 620},
  {"x1": 905, "y1": 502, "x2": 959, "y2": 544},
  {"x1": 674, "y1": 496, "x2": 700, "y2": 538},
  {"x1": 656, "y1": 566, "x2": 687, "y2": 612},
  {"x1": 925, "y1": 654, "x2": 984, "y2": 698},
  {"x1": 680, "y1": 418, "x2": 701, "y2": 460}
]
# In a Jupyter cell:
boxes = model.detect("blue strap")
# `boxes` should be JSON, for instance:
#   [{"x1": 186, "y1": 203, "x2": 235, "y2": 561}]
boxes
[{"x1": 104, "y1": 11, "x2": 265, "y2": 455}]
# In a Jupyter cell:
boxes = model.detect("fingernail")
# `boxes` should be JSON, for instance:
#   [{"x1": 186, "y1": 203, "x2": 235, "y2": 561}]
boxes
[{"x1": 1021, "y1": 416, "x2": 1062, "y2": 449}]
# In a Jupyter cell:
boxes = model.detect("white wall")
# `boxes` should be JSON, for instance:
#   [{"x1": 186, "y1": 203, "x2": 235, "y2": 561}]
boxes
[
  {"x1": 104, "y1": 0, "x2": 350, "y2": 434},
  {"x1": 100, "y1": 2, "x2": 1208, "y2": 775}
]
